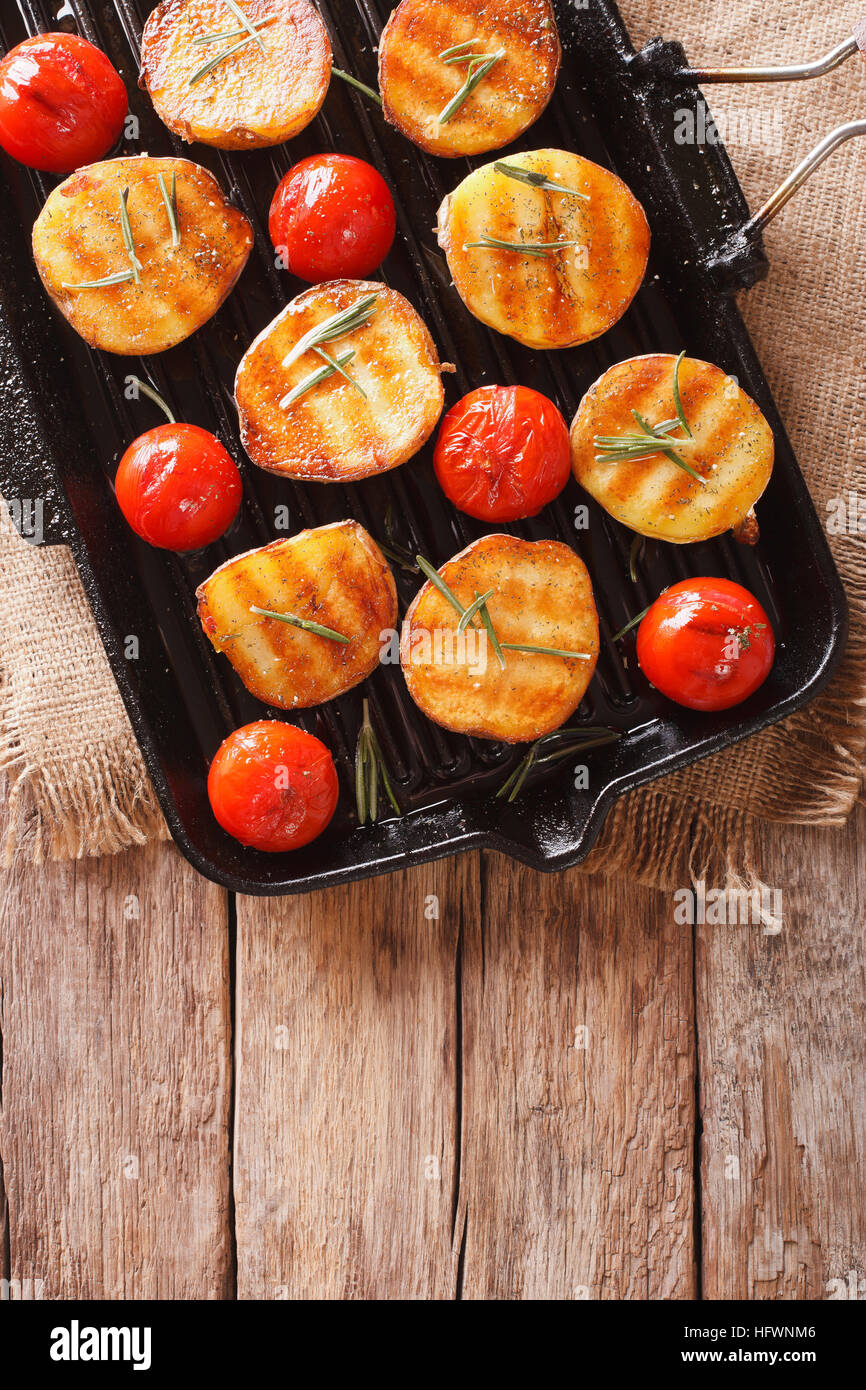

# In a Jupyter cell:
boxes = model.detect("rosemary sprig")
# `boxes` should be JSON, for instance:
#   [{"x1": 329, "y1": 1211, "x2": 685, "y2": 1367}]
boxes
[
  {"x1": 126, "y1": 374, "x2": 175, "y2": 424},
  {"x1": 61, "y1": 269, "x2": 135, "y2": 290},
  {"x1": 593, "y1": 352, "x2": 706, "y2": 485},
  {"x1": 438, "y1": 49, "x2": 504, "y2": 124},
  {"x1": 416, "y1": 554, "x2": 471, "y2": 619},
  {"x1": 118, "y1": 186, "x2": 141, "y2": 284},
  {"x1": 438, "y1": 39, "x2": 478, "y2": 60},
  {"x1": 500, "y1": 642, "x2": 592, "y2": 660},
  {"x1": 493, "y1": 161, "x2": 590, "y2": 201},
  {"x1": 249, "y1": 604, "x2": 350, "y2": 643},
  {"x1": 611, "y1": 605, "x2": 651, "y2": 642},
  {"x1": 463, "y1": 233, "x2": 581, "y2": 259},
  {"x1": 376, "y1": 506, "x2": 419, "y2": 573},
  {"x1": 280, "y1": 349, "x2": 356, "y2": 409},
  {"x1": 355, "y1": 698, "x2": 401, "y2": 823},
  {"x1": 313, "y1": 345, "x2": 366, "y2": 398},
  {"x1": 157, "y1": 171, "x2": 180, "y2": 250},
  {"x1": 331, "y1": 66, "x2": 383, "y2": 106},
  {"x1": 281, "y1": 293, "x2": 379, "y2": 372},
  {"x1": 496, "y1": 727, "x2": 621, "y2": 803},
  {"x1": 191, "y1": 17, "x2": 272, "y2": 44}
]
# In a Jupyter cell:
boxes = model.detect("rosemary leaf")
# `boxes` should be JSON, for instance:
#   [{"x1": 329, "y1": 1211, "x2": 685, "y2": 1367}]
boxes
[
  {"x1": 187, "y1": 32, "x2": 258, "y2": 86},
  {"x1": 127, "y1": 374, "x2": 175, "y2": 424},
  {"x1": 331, "y1": 66, "x2": 383, "y2": 106},
  {"x1": 313, "y1": 345, "x2": 366, "y2": 398},
  {"x1": 493, "y1": 160, "x2": 589, "y2": 201},
  {"x1": 672, "y1": 349, "x2": 693, "y2": 438},
  {"x1": 191, "y1": 17, "x2": 272, "y2": 44},
  {"x1": 463, "y1": 233, "x2": 581, "y2": 258},
  {"x1": 355, "y1": 699, "x2": 402, "y2": 823},
  {"x1": 280, "y1": 349, "x2": 355, "y2": 409},
  {"x1": 628, "y1": 534, "x2": 645, "y2": 584},
  {"x1": 438, "y1": 50, "x2": 504, "y2": 124},
  {"x1": 496, "y1": 727, "x2": 620, "y2": 802},
  {"x1": 249, "y1": 604, "x2": 350, "y2": 643},
  {"x1": 457, "y1": 587, "x2": 495, "y2": 633},
  {"x1": 118, "y1": 186, "x2": 141, "y2": 283},
  {"x1": 222, "y1": 0, "x2": 265, "y2": 49},
  {"x1": 61, "y1": 270, "x2": 135, "y2": 290},
  {"x1": 157, "y1": 171, "x2": 180, "y2": 250},
  {"x1": 611, "y1": 606, "x2": 651, "y2": 642},
  {"x1": 415, "y1": 554, "x2": 467, "y2": 621},
  {"x1": 438, "y1": 39, "x2": 476, "y2": 59},
  {"x1": 281, "y1": 293, "x2": 378, "y2": 371},
  {"x1": 500, "y1": 642, "x2": 592, "y2": 660},
  {"x1": 476, "y1": 591, "x2": 506, "y2": 670}
]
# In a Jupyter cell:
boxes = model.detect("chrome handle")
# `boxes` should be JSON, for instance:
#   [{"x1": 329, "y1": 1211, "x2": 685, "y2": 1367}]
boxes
[
  {"x1": 675, "y1": 29, "x2": 863, "y2": 84},
  {"x1": 745, "y1": 119, "x2": 866, "y2": 237}
]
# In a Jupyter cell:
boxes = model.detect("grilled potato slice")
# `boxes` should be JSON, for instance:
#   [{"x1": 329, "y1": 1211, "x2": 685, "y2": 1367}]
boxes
[
  {"x1": 235, "y1": 279, "x2": 446, "y2": 481},
  {"x1": 32, "y1": 155, "x2": 252, "y2": 355},
  {"x1": 400, "y1": 534, "x2": 598, "y2": 743},
  {"x1": 196, "y1": 521, "x2": 397, "y2": 709},
  {"x1": 140, "y1": 0, "x2": 331, "y2": 149},
  {"x1": 570, "y1": 354, "x2": 774, "y2": 544},
  {"x1": 437, "y1": 149, "x2": 650, "y2": 350},
  {"x1": 378, "y1": 0, "x2": 560, "y2": 158}
]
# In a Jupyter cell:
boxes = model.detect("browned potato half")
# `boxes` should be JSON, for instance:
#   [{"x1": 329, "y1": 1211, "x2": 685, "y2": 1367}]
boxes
[
  {"x1": 196, "y1": 521, "x2": 397, "y2": 710},
  {"x1": 437, "y1": 149, "x2": 650, "y2": 350},
  {"x1": 32, "y1": 155, "x2": 252, "y2": 355},
  {"x1": 378, "y1": 0, "x2": 560, "y2": 158},
  {"x1": 570, "y1": 354, "x2": 775, "y2": 544},
  {"x1": 235, "y1": 279, "x2": 446, "y2": 481},
  {"x1": 400, "y1": 534, "x2": 598, "y2": 743},
  {"x1": 140, "y1": 0, "x2": 331, "y2": 149}
]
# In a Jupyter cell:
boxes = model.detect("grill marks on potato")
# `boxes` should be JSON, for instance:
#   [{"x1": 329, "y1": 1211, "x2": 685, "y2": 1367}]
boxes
[
  {"x1": 569, "y1": 355, "x2": 775, "y2": 543},
  {"x1": 140, "y1": 0, "x2": 331, "y2": 149},
  {"x1": 235, "y1": 279, "x2": 446, "y2": 481},
  {"x1": 32, "y1": 155, "x2": 253, "y2": 355},
  {"x1": 437, "y1": 150, "x2": 650, "y2": 350},
  {"x1": 400, "y1": 534, "x2": 599, "y2": 743},
  {"x1": 196, "y1": 521, "x2": 397, "y2": 709},
  {"x1": 378, "y1": 0, "x2": 560, "y2": 157}
]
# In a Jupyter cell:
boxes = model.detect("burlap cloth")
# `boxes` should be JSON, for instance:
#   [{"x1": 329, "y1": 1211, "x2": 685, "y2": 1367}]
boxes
[{"x1": 1, "y1": 0, "x2": 864, "y2": 884}]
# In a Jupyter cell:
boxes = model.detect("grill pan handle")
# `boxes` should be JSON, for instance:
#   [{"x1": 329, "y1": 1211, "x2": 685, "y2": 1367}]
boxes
[{"x1": 672, "y1": 24, "x2": 865, "y2": 84}]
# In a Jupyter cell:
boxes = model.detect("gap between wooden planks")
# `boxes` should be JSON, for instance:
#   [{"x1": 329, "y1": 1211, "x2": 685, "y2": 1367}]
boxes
[{"x1": 0, "y1": 812, "x2": 863, "y2": 1297}]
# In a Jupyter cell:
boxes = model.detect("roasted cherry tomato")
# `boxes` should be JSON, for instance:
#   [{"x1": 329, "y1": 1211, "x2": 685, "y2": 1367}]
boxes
[
  {"x1": 268, "y1": 153, "x2": 396, "y2": 282},
  {"x1": 207, "y1": 720, "x2": 339, "y2": 852},
  {"x1": 0, "y1": 33, "x2": 127, "y2": 174},
  {"x1": 433, "y1": 385, "x2": 571, "y2": 522},
  {"x1": 115, "y1": 423, "x2": 242, "y2": 551},
  {"x1": 635, "y1": 577, "x2": 775, "y2": 712}
]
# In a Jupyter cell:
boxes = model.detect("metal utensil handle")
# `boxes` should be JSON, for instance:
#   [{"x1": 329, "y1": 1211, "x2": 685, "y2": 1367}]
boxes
[
  {"x1": 677, "y1": 27, "x2": 864, "y2": 83},
  {"x1": 745, "y1": 119, "x2": 866, "y2": 237}
]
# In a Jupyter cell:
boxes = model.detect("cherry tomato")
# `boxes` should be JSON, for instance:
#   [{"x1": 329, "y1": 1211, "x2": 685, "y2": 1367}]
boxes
[
  {"x1": 0, "y1": 33, "x2": 127, "y2": 174},
  {"x1": 433, "y1": 385, "x2": 571, "y2": 522},
  {"x1": 207, "y1": 720, "x2": 339, "y2": 852},
  {"x1": 635, "y1": 577, "x2": 775, "y2": 712},
  {"x1": 115, "y1": 424, "x2": 242, "y2": 551},
  {"x1": 268, "y1": 153, "x2": 396, "y2": 282}
]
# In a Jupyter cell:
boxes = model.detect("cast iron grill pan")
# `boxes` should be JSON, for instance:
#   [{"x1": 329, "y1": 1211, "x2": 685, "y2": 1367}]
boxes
[{"x1": 0, "y1": 0, "x2": 848, "y2": 892}]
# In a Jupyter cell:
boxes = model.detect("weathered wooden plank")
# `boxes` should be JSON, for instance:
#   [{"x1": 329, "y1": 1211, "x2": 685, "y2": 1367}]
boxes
[
  {"x1": 0, "y1": 838, "x2": 232, "y2": 1299},
  {"x1": 698, "y1": 810, "x2": 866, "y2": 1299},
  {"x1": 457, "y1": 858, "x2": 696, "y2": 1299},
  {"x1": 234, "y1": 856, "x2": 476, "y2": 1300}
]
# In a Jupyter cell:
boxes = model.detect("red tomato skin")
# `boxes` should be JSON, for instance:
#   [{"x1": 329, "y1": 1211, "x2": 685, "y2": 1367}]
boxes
[
  {"x1": 0, "y1": 34, "x2": 127, "y2": 173},
  {"x1": 208, "y1": 721, "x2": 339, "y2": 852},
  {"x1": 636, "y1": 577, "x2": 775, "y2": 712},
  {"x1": 114, "y1": 423, "x2": 242, "y2": 551},
  {"x1": 433, "y1": 385, "x2": 571, "y2": 522},
  {"x1": 268, "y1": 153, "x2": 396, "y2": 282}
]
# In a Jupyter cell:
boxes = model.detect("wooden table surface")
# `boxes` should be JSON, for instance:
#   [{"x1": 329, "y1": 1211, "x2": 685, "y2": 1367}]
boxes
[{"x1": 1, "y1": 803, "x2": 863, "y2": 1300}]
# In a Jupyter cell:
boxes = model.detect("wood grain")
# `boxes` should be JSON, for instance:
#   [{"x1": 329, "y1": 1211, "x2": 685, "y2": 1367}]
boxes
[
  {"x1": 233, "y1": 857, "x2": 476, "y2": 1300},
  {"x1": 0, "y1": 837, "x2": 232, "y2": 1299},
  {"x1": 698, "y1": 809, "x2": 866, "y2": 1299},
  {"x1": 456, "y1": 858, "x2": 696, "y2": 1299}
]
